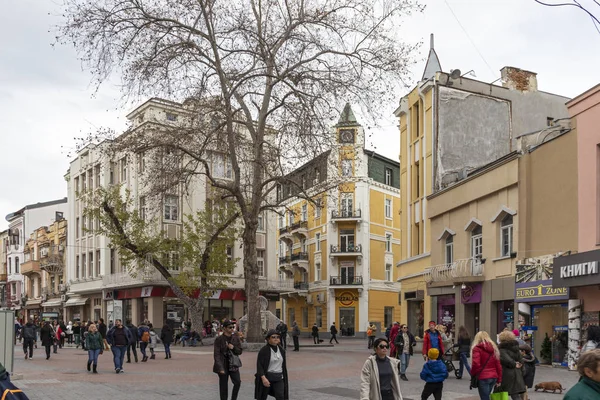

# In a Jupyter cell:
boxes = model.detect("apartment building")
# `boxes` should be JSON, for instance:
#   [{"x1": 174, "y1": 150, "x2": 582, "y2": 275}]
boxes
[
  {"x1": 0, "y1": 230, "x2": 7, "y2": 308},
  {"x1": 278, "y1": 104, "x2": 401, "y2": 337}
]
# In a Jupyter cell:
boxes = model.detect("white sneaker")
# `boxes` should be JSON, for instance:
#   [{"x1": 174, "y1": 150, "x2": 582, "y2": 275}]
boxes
[{"x1": 30, "y1": 356, "x2": 33, "y2": 360}]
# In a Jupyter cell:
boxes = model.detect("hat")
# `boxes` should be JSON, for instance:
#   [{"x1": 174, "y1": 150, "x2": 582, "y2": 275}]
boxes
[
  {"x1": 223, "y1": 320, "x2": 235, "y2": 328},
  {"x1": 428, "y1": 348, "x2": 439, "y2": 359},
  {"x1": 512, "y1": 329, "x2": 520, "y2": 337},
  {"x1": 265, "y1": 329, "x2": 280, "y2": 340}
]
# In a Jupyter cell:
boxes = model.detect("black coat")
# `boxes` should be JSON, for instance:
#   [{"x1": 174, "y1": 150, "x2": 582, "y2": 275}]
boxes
[
  {"x1": 330, "y1": 325, "x2": 338, "y2": 335},
  {"x1": 498, "y1": 340, "x2": 526, "y2": 395},
  {"x1": 311, "y1": 326, "x2": 319, "y2": 337},
  {"x1": 213, "y1": 333, "x2": 242, "y2": 374},
  {"x1": 522, "y1": 352, "x2": 536, "y2": 388},
  {"x1": 255, "y1": 345, "x2": 289, "y2": 400},
  {"x1": 98, "y1": 323, "x2": 107, "y2": 338},
  {"x1": 160, "y1": 326, "x2": 174, "y2": 344},
  {"x1": 40, "y1": 324, "x2": 54, "y2": 346},
  {"x1": 394, "y1": 331, "x2": 416, "y2": 356},
  {"x1": 457, "y1": 337, "x2": 471, "y2": 354}
]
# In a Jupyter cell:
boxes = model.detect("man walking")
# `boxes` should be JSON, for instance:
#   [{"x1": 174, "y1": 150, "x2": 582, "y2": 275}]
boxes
[
  {"x1": 276, "y1": 321, "x2": 288, "y2": 349},
  {"x1": 213, "y1": 320, "x2": 243, "y2": 400},
  {"x1": 291, "y1": 321, "x2": 300, "y2": 351},
  {"x1": 367, "y1": 322, "x2": 377, "y2": 349},
  {"x1": 98, "y1": 318, "x2": 109, "y2": 351},
  {"x1": 329, "y1": 322, "x2": 339, "y2": 344},
  {"x1": 125, "y1": 319, "x2": 139, "y2": 363},
  {"x1": 106, "y1": 319, "x2": 133, "y2": 374},
  {"x1": 22, "y1": 320, "x2": 36, "y2": 360}
]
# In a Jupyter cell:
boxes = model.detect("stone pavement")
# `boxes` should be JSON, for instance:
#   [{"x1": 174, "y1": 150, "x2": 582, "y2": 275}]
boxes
[{"x1": 10, "y1": 339, "x2": 578, "y2": 399}]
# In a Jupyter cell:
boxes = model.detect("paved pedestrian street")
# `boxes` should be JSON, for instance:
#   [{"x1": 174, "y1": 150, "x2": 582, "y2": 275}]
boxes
[{"x1": 12, "y1": 340, "x2": 578, "y2": 400}]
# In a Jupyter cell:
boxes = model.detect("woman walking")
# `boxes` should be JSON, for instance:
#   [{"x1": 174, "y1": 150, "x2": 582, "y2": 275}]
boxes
[
  {"x1": 40, "y1": 321, "x2": 54, "y2": 360},
  {"x1": 520, "y1": 344, "x2": 536, "y2": 400},
  {"x1": 456, "y1": 326, "x2": 472, "y2": 379},
  {"x1": 470, "y1": 331, "x2": 502, "y2": 400},
  {"x1": 394, "y1": 323, "x2": 416, "y2": 381},
  {"x1": 360, "y1": 338, "x2": 403, "y2": 400},
  {"x1": 85, "y1": 323, "x2": 103, "y2": 373},
  {"x1": 497, "y1": 330, "x2": 526, "y2": 400},
  {"x1": 388, "y1": 322, "x2": 400, "y2": 358},
  {"x1": 255, "y1": 329, "x2": 289, "y2": 400},
  {"x1": 161, "y1": 324, "x2": 174, "y2": 359}
]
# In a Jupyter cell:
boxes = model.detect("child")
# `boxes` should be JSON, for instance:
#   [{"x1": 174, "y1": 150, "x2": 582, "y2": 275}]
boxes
[
  {"x1": 148, "y1": 323, "x2": 157, "y2": 360},
  {"x1": 520, "y1": 344, "x2": 536, "y2": 400},
  {"x1": 420, "y1": 348, "x2": 448, "y2": 400}
]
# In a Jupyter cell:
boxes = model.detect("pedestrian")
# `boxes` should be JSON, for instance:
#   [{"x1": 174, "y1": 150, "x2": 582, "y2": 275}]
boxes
[
  {"x1": 59, "y1": 321, "x2": 67, "y2": 348},
  {"x1": 367, "y1": 322, "x2": 377, "y2": 349},
  {"x1": 456, "y1": 325, "x2": 472, "y2": 379},
  {"x1": 291, "y1": 321, "x2": 300, "y2": 352},
  {"x1": 21, "y1": 320, "x2": 36, "y2": 360},
  {"x1": 422, "y1": 321, "x2": 444, "y2": 360},
  {"x1": 388, "y1": 322, "x2": 399, "y2": 357},
  {"x1": 40, "y1": 321, "x2": 53, "y2": 360},
  {"x1": 81, "y1": 321, "x2": 89, "y2": 351},
  {"x1": 161, "y1": 324, "x2": 174, "y2": 359},
  {"x1": 470, "y1": 331, "x2": 502, "y2": 400},
  {"x1": 106, "y1": 319, "x2": 133, "y2": 374},
  {"x1": 255, "y1": 329, "x2": 289, "y2": 400},
  {"x1": 311, "y1": 323, "x2": 319, "y2": 344},
  {"x1": 138, "y1": 320, "x2": 150, "y2": 362},
  {"x1": 66, "y1": 321, "x2": 74, "y2": 345},
  {"x1": 513, "y1": 329, "x2": 526, "y2": 346},
  {"x1": 51, "y1": 321, "x2": 61, "y2": 354},
  {"x1": 213, "y1": 320, "x2": 243, "y2": 400},
  {"x1": 394, "y1": 323, "x2": 416, "y2": 381},
  {"x1": 563, "y1": 349, "x2": 600, "y2": 400},
  {"x1": 148, "y1": 323, "x2": 157, "y2": 360},
  {"x1": 581, "y1": 325, "x2": 600, "y2": 353},
  {"x1": 329, "y1": 322, "x2": 339, "y2": 344},
  {"x1": 98, "y1": 318, "x2": 109, "y2": 351},
  {"x1": 359, "y1": 338, "x2": 402, "y2": 400},
  {"x1": 14, "y1": 318, "x2": 21, "y2": 346},
  {"x1": 420, "y1": 348, "x2": 448, "y2": 400},
  {"x1": 497, "y1": 330, "x2": 525, "y2": 400},
  {"x1": 520, "y1": 344, "x2": 536, "y2": 400},
  {"x1": 85, "y1": 323, "x2": 102, "y2": 374},
  {"x1": 276, "y1": 321, "x2": 288, "y2": 350},
  {"x1": 0, "y1": 359, "x2": 30, "y2": 400},
  {"x1": 125, "y1": 319, "x2": 139, "y2": 363}
]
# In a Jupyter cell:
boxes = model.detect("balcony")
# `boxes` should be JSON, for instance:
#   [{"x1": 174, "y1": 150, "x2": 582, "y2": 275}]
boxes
[
  {"x1": 291, "y1": 252, "x2": 309, "y2": 271},
  {"x1": 41, "y1": 254, "x2": 64, "y2": 275},
  {"x1": 330, "y1": 275, "x2": 363, "y2": 285},
  {"x1": 424, "y1": 258, "x2": 485, "y2": 284},
  {"x1": 278, "y1": 227, "x2": 293, "y2": 243},
  {"x1": 102, "y1": 268, "x2": 176, "y2": 289},
  {"x1": 21, "y1": 260, "x2": 41, "y2": 276},
  {"x1": 0, "y1": 273, "x2": 6, "y2": 282},
  {"x1": 331, "y1": 209, "x2": 362, "y2": 222},
  {"x1": 279, "y1": 255, "x2": 291, "y2": 265},
  {"x1": 258, "y1": 278, "x2": 294, "y2": 291},
  {"x1": 290, "y1": 220, "x2": 308, "y2": 237},
  {"x1": 294, "y1": 282, "x2": 309, "y2": 291},
  {"x1": 330, "y1": 244, "x2": 362, "y2": 257}
]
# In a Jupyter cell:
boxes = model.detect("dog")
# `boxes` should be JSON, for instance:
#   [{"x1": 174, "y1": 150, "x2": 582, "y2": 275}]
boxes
[{"x1": 534, "y1": 382, "x2": 564, "y2": 394}]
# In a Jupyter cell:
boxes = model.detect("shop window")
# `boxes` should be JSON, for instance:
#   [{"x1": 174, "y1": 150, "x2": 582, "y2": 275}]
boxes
[{"x1": 500, "y1": 215, "x2": 513, "y2": 257}]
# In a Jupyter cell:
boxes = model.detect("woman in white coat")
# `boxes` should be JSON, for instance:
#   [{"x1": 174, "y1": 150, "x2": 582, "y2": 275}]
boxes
[{"x1": 360, "y1": 338, "x2": 403, "y2": 400}]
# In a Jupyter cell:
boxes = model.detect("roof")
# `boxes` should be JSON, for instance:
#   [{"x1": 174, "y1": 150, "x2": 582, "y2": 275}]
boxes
[
  {"x1": 365, "y1": 150, "x2": 400, "y2": 167},
  {"x1": 335, "y1": 103, "x2": 359, "y2": 127},
  {"x1": 6, "y1": 198, "x2": 67, "y2": 222}
]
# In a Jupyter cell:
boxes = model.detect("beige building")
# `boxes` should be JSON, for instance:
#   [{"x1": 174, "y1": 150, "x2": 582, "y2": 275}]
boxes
[{"x1": 0, "y1": 230, "x2": 7, "y2": 308}]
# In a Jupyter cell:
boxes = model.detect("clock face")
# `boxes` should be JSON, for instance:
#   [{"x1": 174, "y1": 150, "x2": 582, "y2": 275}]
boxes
[{"x1": 340, "y1": 129, "x2": 354, "y2": 143}]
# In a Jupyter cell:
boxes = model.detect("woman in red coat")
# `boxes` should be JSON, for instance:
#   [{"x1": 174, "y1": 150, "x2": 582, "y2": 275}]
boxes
[
  {"x1": 470, "y1": 331, "x2": 502, "y2": 400},
  {"x1": 389, "y1": 322, "x2": 400, "y2": 357}
]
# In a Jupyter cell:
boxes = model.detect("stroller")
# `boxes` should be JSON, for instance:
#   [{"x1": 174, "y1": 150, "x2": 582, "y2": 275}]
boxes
[{"x1": 442, "y1": 346, "x2": 461, "y2": 378}]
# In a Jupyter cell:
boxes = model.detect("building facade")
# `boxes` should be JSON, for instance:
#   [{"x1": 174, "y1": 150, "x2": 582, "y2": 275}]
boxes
[
  {"x1": 0, "y1": 230, "x2": 7, "y2": 308},
  {"x1": 278, "y1": 104, "x2": 402, "y2": 337}
]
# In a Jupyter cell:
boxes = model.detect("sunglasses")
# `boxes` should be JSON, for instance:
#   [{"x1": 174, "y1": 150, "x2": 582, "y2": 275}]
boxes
[
  {"x1": 377, "y1": 344, "x2": 389, "y2": 349},
  {"x1": 270, "y1": 335, "x2": 281, "y2": 339}
]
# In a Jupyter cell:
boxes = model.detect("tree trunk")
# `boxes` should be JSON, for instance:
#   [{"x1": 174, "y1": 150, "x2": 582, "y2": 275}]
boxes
[
  {"x1": 243, "y1": 225, "x2": 261, "y2": 343},
  {"x1": 168, "y1": 283, "x2": 205, "y2": 345}
]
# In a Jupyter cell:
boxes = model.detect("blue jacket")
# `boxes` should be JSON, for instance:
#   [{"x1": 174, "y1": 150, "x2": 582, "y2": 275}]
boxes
[
  {"x1": 106, "y1": 325, "x2": 133, "y2": 346},
  {"x1": 420, "y1": 359, "x2": 448, "y2": 383}
]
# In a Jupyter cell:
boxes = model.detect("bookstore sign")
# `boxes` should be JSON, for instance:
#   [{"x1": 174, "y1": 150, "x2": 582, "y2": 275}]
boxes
[{"x1": 553, "y1": 249, "x2": 600, "y2": 288}]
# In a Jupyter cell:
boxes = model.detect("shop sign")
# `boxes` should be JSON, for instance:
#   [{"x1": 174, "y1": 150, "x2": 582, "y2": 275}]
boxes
[
  {"x1": 335, "y1": 291, "x2": 358, "y2": 306},
  {"x1": 461, "y1": 283, "x2": 482, "y2": 304},
  {"x1": 515, "y1": 279, "x2": 569, "y2": 303},
  {"x1": 553, "y1": 249, "x2": 600, "y2": 288},
  {"x1": 103, "y1": 289, "x2": 115, "y2": 300},
  {"x1": 141, "y1": 286, "x2": 153, "y2": 297}
]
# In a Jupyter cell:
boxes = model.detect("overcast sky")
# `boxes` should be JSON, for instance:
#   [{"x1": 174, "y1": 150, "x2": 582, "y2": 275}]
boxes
[{"x1": 1, "y1": 0, "x2": 599, "y2": 232}]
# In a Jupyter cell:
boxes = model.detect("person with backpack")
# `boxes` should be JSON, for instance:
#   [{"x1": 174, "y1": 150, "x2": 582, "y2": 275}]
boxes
[
  {"x1": 138, "y1": 320, "x2": 150, "y2": 362},
  {"x1": 0, "y1": 360, "x2": 30, "y2": 399}
]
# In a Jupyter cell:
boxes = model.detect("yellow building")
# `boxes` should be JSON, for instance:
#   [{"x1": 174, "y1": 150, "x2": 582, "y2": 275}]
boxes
[{"x1": 278, "y1": 104, "x2": 401, "y2": 337}]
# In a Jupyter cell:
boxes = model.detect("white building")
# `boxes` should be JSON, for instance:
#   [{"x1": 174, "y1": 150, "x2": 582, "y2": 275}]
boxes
[{"x1": 4, "y1": 199, "x2": 68, "y2": 313}]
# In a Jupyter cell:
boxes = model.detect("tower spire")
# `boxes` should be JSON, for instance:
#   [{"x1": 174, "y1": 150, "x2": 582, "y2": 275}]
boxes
[{"x1": 422, "y1": 33, "x2": 442, "y2": 81}]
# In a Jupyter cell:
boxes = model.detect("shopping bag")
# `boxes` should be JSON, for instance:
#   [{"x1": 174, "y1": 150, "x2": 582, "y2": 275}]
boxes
[{"x1": 490, "y1": 391, "x2": 508, "y2": 400}]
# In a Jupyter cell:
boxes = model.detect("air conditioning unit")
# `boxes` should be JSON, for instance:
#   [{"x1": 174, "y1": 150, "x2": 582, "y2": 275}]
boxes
[
  {"x1": 306, "y1": 294, "x2": 313, "y2": 304},
  {"x1": 61, "y1": 294, "x2": 67, "y2": 302}
]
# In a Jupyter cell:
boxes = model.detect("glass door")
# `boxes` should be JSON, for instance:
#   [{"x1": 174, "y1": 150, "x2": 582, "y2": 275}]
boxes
[
  {"x1": 340, "y1": 307, "x2": 355, "y2": 336},
  {"x1": 340, "y1": 229, "x2": 355, "y2": 252},
  {"x1": 341, "y1": 193, "x2": 353, "y2": 217},
  {"x1": 340, "y1": 263, "x2": 355, "y2": 284}
]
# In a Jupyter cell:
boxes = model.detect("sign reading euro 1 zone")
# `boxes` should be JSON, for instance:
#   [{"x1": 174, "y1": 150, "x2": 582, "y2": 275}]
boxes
[{"x1": 515, "y1": 279, "x2": 569, "y2": 303}]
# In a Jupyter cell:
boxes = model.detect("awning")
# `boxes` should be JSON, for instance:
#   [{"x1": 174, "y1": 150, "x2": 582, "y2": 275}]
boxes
[
  {"x1": 65, "y1": 297, "x2": 89, "y2": 307},
  {"x1": 42, "y1": 299, "x2": 63, "y2": 308}
]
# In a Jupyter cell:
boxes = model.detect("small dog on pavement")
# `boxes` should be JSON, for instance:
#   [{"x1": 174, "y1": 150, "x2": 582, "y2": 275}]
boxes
[{"x1": 534, "y1": 381, "x2": 564, "y2": 394}]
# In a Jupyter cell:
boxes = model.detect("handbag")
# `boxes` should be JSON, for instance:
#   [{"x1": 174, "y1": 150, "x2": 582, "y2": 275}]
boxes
[
  {"x1": 228, "y1": 350, "x2": 242, "y2": 369},
  {"x1": 470, "y1": 353, "x2": 493, "y2": 390},
  {"x1": 490, "y1": 391, "x2": 508, "y2": 400}
]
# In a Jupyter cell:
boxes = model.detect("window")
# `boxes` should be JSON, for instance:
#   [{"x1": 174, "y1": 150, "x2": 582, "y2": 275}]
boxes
[
  {"x1": 109, "y1": 162, "x2": 115, "y2": 184},
  {"x1": 315, "y1": 233, "x2": 321, "y2": 252},
  {"x1": 277, "y1": 185, "x2": 282, "y2": 200},
  {"x1": 384, "y1": 168, "x2": 392, "y2": 186},
  {"x1": 385, "y1": 233, "x2": 392, "y2": 252},
  {"x1": 110, "y1": 249, "x2": 115, "y2": 274},
  {"x1": 301, "y1": 175, "x2": 306, "y2": 189},
  {"x1": 169, "y1": 252, "x2": 180, "y2": 271},
  {"x1": 302, "y1": 307, "x2": 309, "y2": 328},
  {"x1": 314, "y1": 168, "x2": 321, "y2": 184},
  {"x1": 278, "y1": 214, "x2": 284, "y2": 229},
  {"x1": 89, "y1": 251, "x2": 94, "y2": 277},
  {"x1": 88, "y1": 168, "x2": 93, "y2": 190},
  {"x1": 140, "y1": 196, "x2": 147, "y2": 221},
  {"x1": 15, "y1": 257, "x2": 19, "y2": 273},
  {"x1": 82, "y1": 215, "x2": 87, "y2": 234},
  {"x1": 301, "y1": 204, "x2": 307, "y2": 221},
  {"x1": 96, "y1": 250, "x2": 101, "y2": 277},
  {"x1": 226, "y1": 246, "x2": 233, "y2": 262},
  {"x1": 81, "y1": 172, "x2": 87, "y2": 192},
  {"x1": 384, "y1": 306, "x2": 394, "y2": 329},
  {"x1": 120, "y1": 157, "x2": 127, "y2": 182},
  {"x1": 279, "y1": 240, "x2": 285, "y2": 256},
  {"x1": 316, "y1": 306, "x2": 322, "y2": 328},
  {"x1": 81, "y1": 254, "x2": 86, "y2": 278},
  {"x1": 258, "y1": 213, "x2": 264, "y2": 231},
  {"x1": 385, "y1": 263, "x2": 392, "y2": 281},
  {"x1": 74, "y1": 177, "x2": 80, "y2": 194},
  {"x1": 340, "y1": 229, "x2": 355, "y2": 252},
  {"x1": 137, "y1": 153, "x2": 146, "y2": 173},
  {"x1": 75, "y1": 256, "x2": 79, "y2": 279},
  {"x1": 95, "y1": 165, "x2": 101, "y2": 188},
  {"x1": 547, "y1": 117, "x2": 554, "y2": 126},
  {"x1": 212, "y1": 152, "x2": 232, "y2": 179},
  {"x1": 341, "y1": 159, "x2": 352, "y2": 177},
  {"x1": 164, "y1": 195, "x2": 179, "y2": 221},
  {"x1": 445, "y1": 235, "x2": 454, "y2": 264},
  {"x1": 288, "y1": 211, "x2": 294, "y2": 226},
  {"x1": 315, "y1": 199, "x2": 322, "y2": 219},
  {"x1": 257, "y1": 250, "x2": 265, "y2": 277},
  {"x1": 315, "y1": 262, "x2": 321, "y2": 281},
  {"x1": 385, "y1": 198, "x2": 392, "y2": 218},
  {"x1": 301, "y1": 239, "x2": 307, "y2": 253},
  {"x1": 501, "y1": 215, "x2": 513, "y2": 257},
  {"x1": 471, "y1": 225, "x2": 483, "y2": 259},
  {"x1": 166, "y1": 112, "x2": 178, "y2": 121},
  {"x1": 8, "y1": 258, "x2": 11, "y2": 275},
  {"x1": 341, "y1": 193, "x2": 353, "y2": 217}
]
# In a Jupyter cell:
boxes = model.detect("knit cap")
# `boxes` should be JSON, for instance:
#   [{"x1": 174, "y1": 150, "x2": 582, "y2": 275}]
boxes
[{"x1": 428, "y1": 348, "x2": 439, "y2": 359}]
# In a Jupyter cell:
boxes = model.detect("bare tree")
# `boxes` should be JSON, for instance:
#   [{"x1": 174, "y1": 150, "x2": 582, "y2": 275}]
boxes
[
  {"x1": 58, "y1": 0, "x2": 421, "y2": 342},
  {"x1": 534, "y1": 0, "x2": 600, "y2": 34}
]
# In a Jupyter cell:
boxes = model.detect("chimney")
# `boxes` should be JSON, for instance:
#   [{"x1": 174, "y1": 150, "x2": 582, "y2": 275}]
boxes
[{"x1": 500, "y1": 66, "x2": 538, "y2": 92}]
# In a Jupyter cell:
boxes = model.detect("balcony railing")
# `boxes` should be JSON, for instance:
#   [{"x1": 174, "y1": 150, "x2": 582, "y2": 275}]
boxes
[
  {"x1": 258, "y1": 278, "x2": 294, "y2": 291},
  {"x1": 102, "y1": 269, "x2": 176, "y2": 288},
  {"x1": 291, "y1": 252, "x2": 309, "y2": 262},
  {"x1": 331, "y1": 209, "x2": 362, "y2": 219},
  {"x1": 425, "y1": 258, "x2": 484, "y2": 283},
  {"x1": 294, "y1": 282, "x2": 309, "y2": 290},
  {"x1": 330, "y1": 244, "x2": 362, "y2": 254},
  {"x1": 279, "y1": 226, "x2": 290, "y2": 235},
  {"x1": 20, "y1": 260, "x2": 41, "y2": 276},
  {"x1": 330, "y1": 275, "x2": 363, "y2": 285},
  {"x1": 279, "y1": 255, "x2": 291, "y2": 265}
]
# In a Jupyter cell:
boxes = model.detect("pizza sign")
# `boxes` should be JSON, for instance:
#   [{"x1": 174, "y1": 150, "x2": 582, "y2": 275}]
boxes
[{"x1": 335, "y1": 291, "x2": 358, "y2": 306}]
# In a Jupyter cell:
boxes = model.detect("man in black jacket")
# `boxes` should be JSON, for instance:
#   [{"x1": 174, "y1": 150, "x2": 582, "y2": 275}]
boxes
[
  {"x1": 125, "y1": 319, "x2": 139, "y2": 363},
  {"x1": 329, "y1": 322, "x2": 339, "y2": 344},
  {"x1": 213, "y1": 320, "x2": 242, "y2": 400},
  {"x1": 98, "y1": 318, "x2": 108, "y2": 351},
  {"x1": 22, "y1": 320, "x2": 36, "y2": 360},
  {"x1": 276, "y1": 321, "x2": 288, "y2": 349}
]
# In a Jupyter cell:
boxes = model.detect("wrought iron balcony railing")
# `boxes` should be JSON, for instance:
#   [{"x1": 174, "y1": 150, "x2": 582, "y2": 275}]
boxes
[
  {"x1": 294, "y1": 282, "x2": 309, "y2": 290},
  {"x1": 291, "y1": 252, "x2": 309, "y2": 262},
  {"x1": 331, "y1": 209, "x2": 361, "y2": 219},
  {"x1": 329, "y1": 275, "x2": 363, "y2": 285},
  {"x1": 424, "y1": 258, "x2": 484, "y2": 283},
  {"x1": 330, "y1": 244, "x2": 362, "y2": 254}
]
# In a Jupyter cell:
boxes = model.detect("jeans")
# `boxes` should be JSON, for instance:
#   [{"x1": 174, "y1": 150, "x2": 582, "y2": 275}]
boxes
[
  {"x1": 330, "y1": 334, "x2": 339, "y2": 344},
  {"x1": 421, "y1": 382, "x2": 443, "y2": 400},
  {"x1": 218, "y1": 370, "x2": 241, "y2": 400},
  {"x1": 75, "y1": 334, "x2": 81, "y2": 346},
  {"x1": 458, "y1": 352, "x2": 471, "y2": 377},
  {"x1": 478, "y1": 378, "x2": 497, "y2": 400},
  {"x1": 88, "y1": 349, "x2": 100, "y2": 365},
  {"x1": 164, "y1": 343, "x2": 171, "y2": 357},
  {"x1": 293, "y1": 336, "x2": 299, "y2": 351},
  {"x1": 111, "y1": 345, "x2": 126, "y2": 370},
  {"x1": 140, "y1": 342, "x2": 148, "y2": 358},
  {"x1": 23, "y1": 339, "x2": 34, "y2": 358},
  {"x1": 368, "y1": 336, "x2": 375, "y2": 349},
  {"x1": 127, "y1": 342, "x2": 138, "y2": 362},
  {"x1": 400, "y1": 352, "x2": 411, "y2": 374}
]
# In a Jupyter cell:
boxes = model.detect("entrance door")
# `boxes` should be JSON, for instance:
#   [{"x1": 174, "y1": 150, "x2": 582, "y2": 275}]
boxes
[
  {"x1": 340, "y1": 263, "x2": 355, "y2": 284},
  {"x1": 340, "y1": 230, "x2": 355, "y2": 252},
  {"x1": 531, "y1": 304, "x2": 567, "y2": 364},
  {"x1": 339, "y1": 307, "x2": 355, "y2": 336}
]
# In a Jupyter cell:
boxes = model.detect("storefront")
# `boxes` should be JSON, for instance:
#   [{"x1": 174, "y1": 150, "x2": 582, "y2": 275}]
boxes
[
  {"x1": 553, "y1": 249, "x2": 600, "y2": 370},
  {"x1": 335, "y1": 289, "x2": 359, "y2": 336}
]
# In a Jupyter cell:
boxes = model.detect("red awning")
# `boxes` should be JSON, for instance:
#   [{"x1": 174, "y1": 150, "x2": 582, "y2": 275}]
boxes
[{"x1": 232, "y1": 290, "x2": 246, "y2": 301}]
